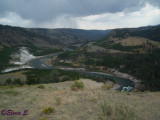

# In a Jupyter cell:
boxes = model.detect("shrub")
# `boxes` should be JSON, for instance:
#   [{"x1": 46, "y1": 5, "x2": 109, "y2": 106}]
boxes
[
  {"x1": 100, "y1": 102, "x2": 137, "y2": 120},
  {"x1": 26, "y1": 75, "x2": 40, "y2": 85},
  {"x1": 70, "y1": 80, "x2": 84, "y2": 90},
  {"x1": 4, "y1": 78, "x2": 24, "y2": 86},
  {"x1": 13, "y1": 78, "x2": 24, "y2": 86},
  {"x1": 101, "y1": 84, "x2": 111, "y2": 90},
  {"x1": 49, "y1": 71, "x2": 60, "y2": 82},
  {"x1": 62, "y1": 76, "x2": 70, "y2": 81},
  {"x1": 4, "y1": 90, "x2": 19, "y2": 96},
  {"x1": 55, "y1": 97, "x2": 61, "y2": 105},
  {"x1": 5, "y1": 78, "x2": 12, "y2": 85},
  {"x1": 90, "y1": 98, "x2": 97, "y2": 103},
  {"x1": 37, "y1": 84, "x2": 45, "y2": 89},
  {"x1": 101, "y1": 102, "x2": 113, "y2": 116},
  {"x1": 42, "y1": 107, "x2": 55, "y2": 114},
  {"x1": 115, "y1": 104, "x2": 136, "y2": 120},
  {"x1": 40, "y1": 119, "x2": 48, "y2": 120}
]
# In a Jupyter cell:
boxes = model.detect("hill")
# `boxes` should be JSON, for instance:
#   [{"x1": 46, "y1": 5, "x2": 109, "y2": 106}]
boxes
[
  {"x1": 55, "y1": 25, "x2": 160, "y2": 91},
  {"x1": 95, "y1": 25, "x2": 160, "y2": 53},
  {"x1": 0, "y1": 80, "x2": 160, "y2": 120},
  {"x1": 0, "y1": 24, "x2": 110, "y2": 47}
]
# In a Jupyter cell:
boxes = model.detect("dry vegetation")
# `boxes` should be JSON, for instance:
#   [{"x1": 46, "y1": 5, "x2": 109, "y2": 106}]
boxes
[
  {"x1": 87, "y1": 44, "x2": 106, "y2": 52},
  {"x1": 0, "y1": 79, "x2": 160, "y2": 120},
  {"x1": 0, "y1": 71, "x2": 26, "y2": 85},
  {"x1": 112, "y1": 37, "x2": 160, "y2": 47}
]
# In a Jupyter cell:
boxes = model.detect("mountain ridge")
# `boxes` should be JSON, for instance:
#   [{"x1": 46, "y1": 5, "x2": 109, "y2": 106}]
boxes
[
  {"x1": 0, "y1": 24, "x2": 110, "y2": 47},
  {"x1": 95, "y1": 25, "x2": 160, "y2": 53}
]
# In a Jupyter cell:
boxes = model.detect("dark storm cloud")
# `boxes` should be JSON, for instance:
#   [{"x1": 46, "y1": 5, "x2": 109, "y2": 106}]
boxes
[{"x1": 0, "y1": 0, "x2": 155, "y2": 23}]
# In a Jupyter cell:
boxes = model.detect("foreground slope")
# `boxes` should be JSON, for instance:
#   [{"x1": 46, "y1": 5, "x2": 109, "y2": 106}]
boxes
[{"x1": 0, "y1": 79, "x2": 160, "y2": 120}]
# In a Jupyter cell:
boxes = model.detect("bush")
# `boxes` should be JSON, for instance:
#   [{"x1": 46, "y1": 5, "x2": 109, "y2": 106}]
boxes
[
  {"x1": 40, "y1": 119, "x2": 48, "y2": 120},
  {"x1": 101, "y1": 84, "x2": 111, "y2": 90},
  {"x1": 99, "y1": 102, "x2": 137, "y2": 120},
  {"x1": 70, "y1": 80, "x2": 84, "y2": 90},
  {"x1": 115, "y1": 104, "x2": 136, "y2": 120},
  {"x1": 13, "y1": 78, "x2": 24, "y2": 86},
  {"x1": 42, "y1": 107, "x2": 55, "y2": 114},
  {"x1": 62, "y1": 76, "x2": 70, "y2": 82},
  {"x1": 26, "y1": 75, "x2": 40, "y2": 85},
  {"x1": 5, "y1": 78, "x2": 12, "y2": 85},
  {"x1": 49, "y1": 71, "x2": 60, "y2": 82},
  {"x1": 55, "y1": 97, "x2": 61, "y2": 105},
  {"x1": 4, "y1": 78, "x2": 24, "y2": 86},
  {"x1": 37, "y1": 84, "x2": 45, "y2": 89},
  {"x1": 101, "y1": 103, "x2": 113, "y2": 116}
]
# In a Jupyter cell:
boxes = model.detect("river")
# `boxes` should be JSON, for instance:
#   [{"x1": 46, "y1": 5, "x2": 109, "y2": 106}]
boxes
[{"x1": 28, "y1": 53, "x2": 135, "y2": 91}]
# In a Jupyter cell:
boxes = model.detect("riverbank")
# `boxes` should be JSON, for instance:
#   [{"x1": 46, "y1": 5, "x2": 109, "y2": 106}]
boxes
[
  {"x1": 52, "y1": 67, "x2": 134, "y2": 91},
  {"x1": 87, "y1": 68, "x2": 142, "y2": 91},
  {"x1": 104, "y1": 68, "x2": 141, "y2": 90},
  {"x1": 1, "y1": 50, "x2": 138, "y2": 91},
  {"x1": 28, "y1": 53, "x2": 136, "y2": 91}
]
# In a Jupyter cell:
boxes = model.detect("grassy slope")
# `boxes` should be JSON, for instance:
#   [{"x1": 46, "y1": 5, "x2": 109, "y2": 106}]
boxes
[
  {"x1": 94, "y1": 25, "x2": 160, "y2": 53},
  {"x1": 0, "y1": 79, "x2": 160, "y2": 120}
]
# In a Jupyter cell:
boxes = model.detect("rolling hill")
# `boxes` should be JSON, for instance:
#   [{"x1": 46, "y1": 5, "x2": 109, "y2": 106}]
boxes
[
  {"x1": 95, "y1": 25, "x2": 160, "y2": 53},
  {"x1": 0, "y1": 24, "x2": 110, "y2": 47}
]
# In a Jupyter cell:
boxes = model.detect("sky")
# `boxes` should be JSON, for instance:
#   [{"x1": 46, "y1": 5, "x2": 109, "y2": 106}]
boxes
[{"x1": 0, "y1": 0, "x2": 160, "y2": 30}]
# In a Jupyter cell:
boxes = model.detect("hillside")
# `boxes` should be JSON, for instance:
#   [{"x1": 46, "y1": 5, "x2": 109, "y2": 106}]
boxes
[
  {"x1": 101, "y1": 25, "x2": 160, "y2": 42},
  {"x1": 0, "y1": 24, "x2": 110, "y2": 47},
  {"x1": 95, "y1": 25, "x2": 160, "y2": 53},
  {"x1": 28, "y1": 28, "x2": 110, "y2": 45},
  {"x1": 55, "y1": 25, "x2": 160, "y2": 91},
  {"x1": 0, "y1": 80, "x2": 160, "y2": 120}
]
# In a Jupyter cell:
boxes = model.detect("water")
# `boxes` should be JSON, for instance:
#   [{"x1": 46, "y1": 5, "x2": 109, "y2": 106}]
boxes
[
  {"x1": 28, "y1": 54, "x2": 135, "y2": 91},
  {"x1": 83, "y1": 71, "x2": 134, "y2": 90},
  {"x1": 2, "y1": 49, "x2": 135, "y2": 91}
]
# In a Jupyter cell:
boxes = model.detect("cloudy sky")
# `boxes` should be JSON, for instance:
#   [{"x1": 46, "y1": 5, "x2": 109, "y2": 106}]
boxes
[{"x1": 0, "y1": 0, "x2": 160, "y2": 30}]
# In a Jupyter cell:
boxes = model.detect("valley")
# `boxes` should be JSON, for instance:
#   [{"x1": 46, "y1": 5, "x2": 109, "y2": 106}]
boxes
[
  {"x1": 1, "y1": 1, "x2": 160, "y2": 120},
  {"x1": 0, "y1": 24, "x2": 160, "y2": 120},
  {"x1": 1, "y1": 24, "x2": 160, "y2": 91}
]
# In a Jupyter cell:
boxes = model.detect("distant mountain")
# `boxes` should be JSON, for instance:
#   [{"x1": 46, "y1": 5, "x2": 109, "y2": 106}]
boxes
[{"x1": 0, "y1": 24, "x2": 110, "y2": 47}]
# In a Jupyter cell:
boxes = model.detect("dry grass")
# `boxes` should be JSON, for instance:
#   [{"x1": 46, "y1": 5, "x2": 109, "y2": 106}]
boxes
[
  {"x1": 115, "y1": 37, "x2": 160, "y2": 47},
  {"x1": 107, "y1": 49, "x2": 129, "y2": 54},
  {"x1": 0, "y1": 79, "x2": 160, "y2": 120},
  {"x1": 0, "y1": 71, "x2": 26, "y2": 85},
  {"x1": 87, "y1": 44, "x2": 106, "y2": 52}
]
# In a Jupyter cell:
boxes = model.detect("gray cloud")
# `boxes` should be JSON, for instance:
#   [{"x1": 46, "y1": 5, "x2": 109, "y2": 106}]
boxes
[
  {"x1": 0, "y1": 0, "x2": 155, "y2": 22},
  {"x1": 0, "y1": 0, "x2": 160, "y2": 29},
  {"x1": 147, "y1": 0, "x2": 160, "y2": 7}
]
